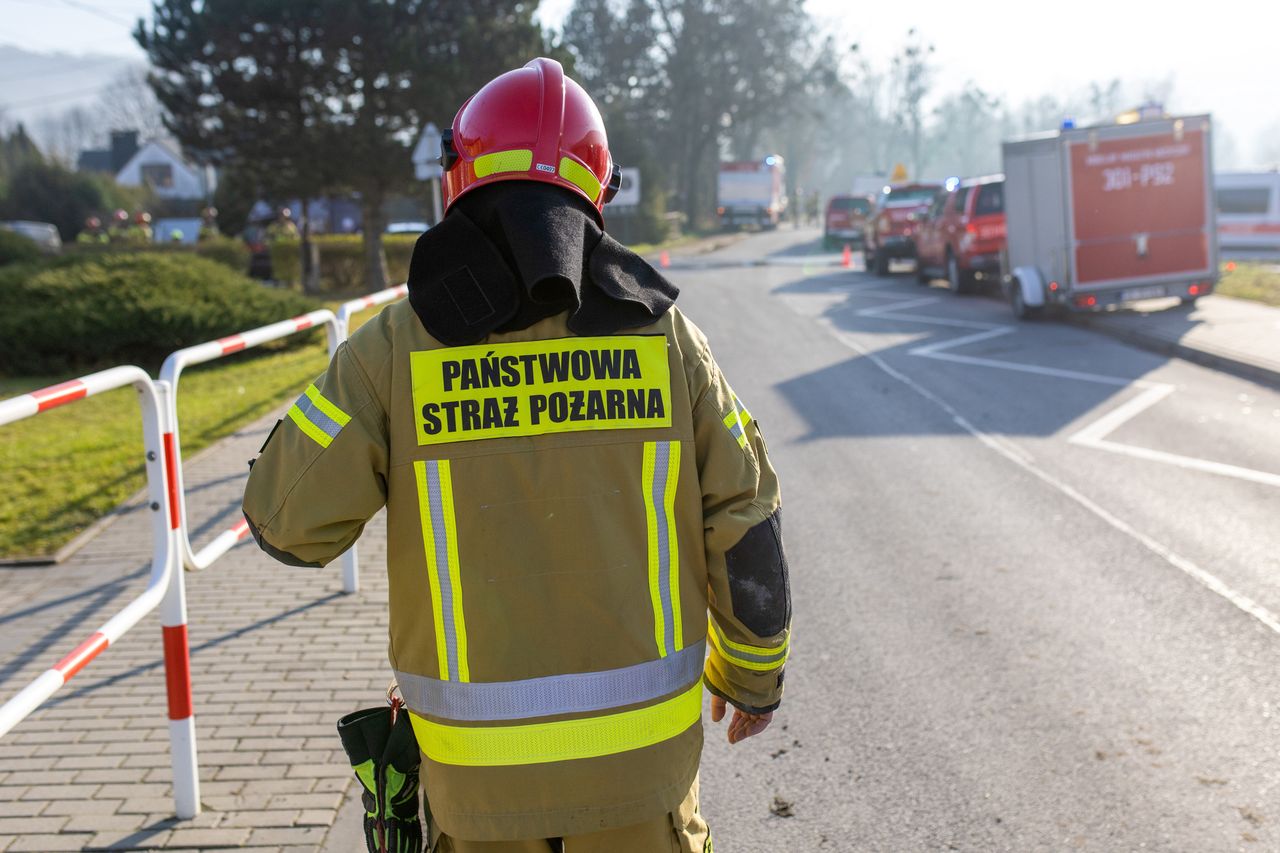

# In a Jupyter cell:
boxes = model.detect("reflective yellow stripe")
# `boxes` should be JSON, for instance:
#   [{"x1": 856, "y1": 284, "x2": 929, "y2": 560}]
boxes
[
  {"x1": 287, "y1": 404, "x2": 334, "y2": 448},
  {"x1": 416, "y1": 460, "x2": 469, "y2": 682},
  {"x1": 663, "y1": 442, "x2": 682, "y2": 652},
  {"x1": 409, "y1": 680, "x2": 702, "y2": 767},
  {"x1": 415, "y1": 461, "x2": 450, "y2": 680},
  {"x1": 304, "y1": 384, "x2": 351, "y2": 428},
  {"x1": 558, "y1": 157, "x2": 602, "y2": 200},
  {"x1": 722, "y1": 408, "x2": 747, "y2": 449},
  {"x1": 474, "y1": 149, "x2": 533, "y2": 178},
  {"x1": 708, "y1": 619, "x2": 788, "y2": 672},
  {"x1": 439, "y1": 460, "x2": 469, "y2": 682},
  {"x1": 643, "y1": 441, "x2": 682, "y2": 657},
  {"x1": 642, "y1": 442, "x2": 666, "y2": 657}
]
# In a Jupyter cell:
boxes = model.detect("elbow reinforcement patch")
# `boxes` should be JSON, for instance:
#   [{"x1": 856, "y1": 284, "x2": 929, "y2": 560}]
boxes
[{"x1": 724, "y1": 508, "x2": 791, "y2": 636}]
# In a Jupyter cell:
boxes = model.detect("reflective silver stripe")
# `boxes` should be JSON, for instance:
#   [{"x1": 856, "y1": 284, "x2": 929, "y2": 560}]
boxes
[
  {"x1": 651, "y1": 440, "x2": 678, "y2": 657},
  {"x1": 727, "y1": 418, "x2": 745, "y2": 445},
  {"x1": 396, "y1": 641, "x2": 706, "y2": 722},
  {"x1": 710, "y1": 620, "x2": 787, "y2": 664},
  {"x1": 424, "y1": 461, "x2": 464, "y2": 682},
  {"x1": 293, "y1": 392, "x2": 343, "y2": 439}
]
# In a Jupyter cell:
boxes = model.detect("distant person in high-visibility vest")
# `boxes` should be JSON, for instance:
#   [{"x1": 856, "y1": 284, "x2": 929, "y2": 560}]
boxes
[
  {"x1": 76, "y1": 216, "x2": 108, "y2": 245},
  {"x1": 244, "y1": 57, "x2": 791, "y2": 853}
]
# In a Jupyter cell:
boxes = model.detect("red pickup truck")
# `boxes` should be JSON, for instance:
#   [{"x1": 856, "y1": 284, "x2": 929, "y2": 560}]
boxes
[
  {"x1": 823, "y1": 194, "x2": 874, "y2": 249},
  {"x1": 915, "y1": 175, "x2": 1006, "y2": 294},
  {"x1": 865, "y1": 183, "x2": 941, "y2": 275}
]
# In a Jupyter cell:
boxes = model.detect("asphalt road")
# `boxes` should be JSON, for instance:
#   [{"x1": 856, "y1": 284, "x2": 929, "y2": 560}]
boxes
[{"x1": 674, "y1": 227, "x2": 1280, "y2": 852}]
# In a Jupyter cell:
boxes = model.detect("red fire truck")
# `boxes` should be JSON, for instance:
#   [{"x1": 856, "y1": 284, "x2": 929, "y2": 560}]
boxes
[
  {"x1": 1002, "y1": 114, "x2": 1218, "y2": 319},
  {"x1": 717, "y1": 156, "x2": 787, "y2": 229}
]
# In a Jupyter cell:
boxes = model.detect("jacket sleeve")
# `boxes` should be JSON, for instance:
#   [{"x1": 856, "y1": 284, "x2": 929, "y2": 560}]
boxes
[
  {"x1": 689, "y1": 339, "x2": 791, "y2": 715},
  {"x1": 242, "y1": 342, "x2": 389, "y2": 567}
]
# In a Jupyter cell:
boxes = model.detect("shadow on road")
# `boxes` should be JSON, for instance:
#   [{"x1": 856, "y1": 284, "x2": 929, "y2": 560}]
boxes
[{"x1": 769, "y1": 268, "x2": 1176, "y2": 441}]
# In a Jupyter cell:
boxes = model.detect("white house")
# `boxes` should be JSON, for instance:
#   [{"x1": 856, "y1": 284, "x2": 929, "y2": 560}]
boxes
[{"x1": 115, "y1": 139, "x2": 217, "y2": 201}]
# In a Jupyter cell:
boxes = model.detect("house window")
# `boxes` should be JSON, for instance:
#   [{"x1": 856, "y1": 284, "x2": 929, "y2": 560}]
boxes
[{"x1": 141, "y1": 163, "x2": 174, "y2": 189}]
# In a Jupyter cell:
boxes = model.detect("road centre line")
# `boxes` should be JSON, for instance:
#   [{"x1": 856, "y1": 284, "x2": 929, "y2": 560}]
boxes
[{"x1": 793, "y1": 302, "x2": 1280, "y2": 638}]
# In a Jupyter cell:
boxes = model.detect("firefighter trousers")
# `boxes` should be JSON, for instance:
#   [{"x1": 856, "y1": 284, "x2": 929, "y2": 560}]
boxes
[{"x1": 430, "y1": 778, "x2": 711, "y2": 853}]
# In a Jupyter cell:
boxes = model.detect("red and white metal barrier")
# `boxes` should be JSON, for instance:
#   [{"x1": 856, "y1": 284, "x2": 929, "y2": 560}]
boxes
[
  {"x1": 0, "y1": 367, "x2": 201, "y2": 819},
  {"x1": 329, "y1": 284, "x2": 409, "y2": 591},
  {"x1": 158, "y1": 309, "x2": 346, "y2": 578}
]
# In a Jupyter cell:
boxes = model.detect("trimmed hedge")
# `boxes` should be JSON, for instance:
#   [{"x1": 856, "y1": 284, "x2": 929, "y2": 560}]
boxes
[
  {"x1": 270, "y1": 234, "x2": 417, "y2": 293},
  {"x1": 0, "y1": 229, "x2": 41, "y2": 266},
  {"x1": 63, "y1": 238, "x2": 252, "y2": 275},
  {"x1": 0, "y1": 253, "x2": 318, "y2": 375}
]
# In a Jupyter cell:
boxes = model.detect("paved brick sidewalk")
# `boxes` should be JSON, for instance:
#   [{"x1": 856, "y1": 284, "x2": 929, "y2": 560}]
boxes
[{"x1": 0, "y1": 406, "x2": 391, "y2": 851}]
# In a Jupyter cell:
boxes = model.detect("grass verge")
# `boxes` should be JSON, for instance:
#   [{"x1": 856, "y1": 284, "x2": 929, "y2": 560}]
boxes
[
  {"x1": 1217, "y1": 261, "x2": 1280, "y2": 307},
  {"x1": 0, "y1": 302, "x2": 384, "y2": 560}
]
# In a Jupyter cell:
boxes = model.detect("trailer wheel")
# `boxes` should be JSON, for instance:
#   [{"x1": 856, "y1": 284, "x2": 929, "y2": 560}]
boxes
[{"x1": 1010, "y1": 277, "x2": 1042, "y2": 320}]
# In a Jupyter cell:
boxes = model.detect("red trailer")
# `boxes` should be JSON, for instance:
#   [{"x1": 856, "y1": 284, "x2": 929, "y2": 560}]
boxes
[{"x1": 1001, "y1": 114, "x2": 1218, "y2": 319}]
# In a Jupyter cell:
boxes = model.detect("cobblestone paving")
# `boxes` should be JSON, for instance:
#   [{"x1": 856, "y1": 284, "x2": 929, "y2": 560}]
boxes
[{"x1": 0, "y1": 407, "x2": 391, "y2": 851}]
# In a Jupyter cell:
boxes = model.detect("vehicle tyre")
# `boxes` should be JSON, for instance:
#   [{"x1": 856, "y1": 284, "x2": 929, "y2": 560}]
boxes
[
  {"x1": 1009, "y1": 276, "x2": 1042, "y2": 320},
  {"x1": 1179, "y1": 295, "x2": 1200, "y2": 307},
  {"x1": 916, "y1": 262, "x2": 931, "y2": 285},
  {"x1": 947, "y1": 254, "x2": 970, "y2": 295},
  {"x1": 873, "y1": 248, "x2": 890, "y2": 276}
]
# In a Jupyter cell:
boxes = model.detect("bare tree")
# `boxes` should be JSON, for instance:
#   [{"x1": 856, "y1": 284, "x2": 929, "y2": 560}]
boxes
[
  {"x1": 888, "y1": 29, "x2": 935, "y2": 180},
  {"x1": 33, "y1": 107, "x2": 105, "y2": 168},
  {"x1": 99, "y1": 67, "x2": 170, "y2": 142}
]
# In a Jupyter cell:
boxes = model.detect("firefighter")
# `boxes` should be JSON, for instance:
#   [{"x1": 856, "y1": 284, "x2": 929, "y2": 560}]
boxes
[
  {"x1": 265, "y1": 207, "x2": 299, "y2": 240},
  {"x1": 76, "y1": 216, "x2": 108, "y2": 244},
  {"x1": 243, "y1": 57, "x2": 791, "y2": 853},
  {"x1": 198, "y1": 206, "x2": 222, "y2": 241},
  {"x1": 107, "y1": 208, "x2": 131, "y2": 243},
  {"x1": 126, "y1": 211, "x2": 153, "y2": 245}
]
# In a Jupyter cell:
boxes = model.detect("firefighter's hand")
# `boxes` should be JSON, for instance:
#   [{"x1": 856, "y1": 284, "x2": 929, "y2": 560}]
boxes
[{"x1": 710, "y1": 695, "x2": 773, "y2": 744}]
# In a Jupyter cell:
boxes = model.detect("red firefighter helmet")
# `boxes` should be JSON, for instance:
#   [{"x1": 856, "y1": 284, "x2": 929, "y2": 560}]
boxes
[{"x1": 440, "y1": 57, "x2": 622, "y2": 220}]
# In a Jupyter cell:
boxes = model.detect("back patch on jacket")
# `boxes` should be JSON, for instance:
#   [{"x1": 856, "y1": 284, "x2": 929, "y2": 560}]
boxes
[{"x1": 411, "y1": 335, "x2": 672, "y2": 445}]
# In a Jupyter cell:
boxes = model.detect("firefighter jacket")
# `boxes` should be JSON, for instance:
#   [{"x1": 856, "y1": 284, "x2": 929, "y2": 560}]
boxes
[{"x1": 242, "y1": 301, "x2": 791, "y2": 841}]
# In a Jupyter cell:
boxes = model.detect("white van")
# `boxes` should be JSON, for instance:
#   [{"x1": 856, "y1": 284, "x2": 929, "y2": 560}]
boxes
[{"x1": 1216, "y1": 171, "x2": 1280, "y2": 250}]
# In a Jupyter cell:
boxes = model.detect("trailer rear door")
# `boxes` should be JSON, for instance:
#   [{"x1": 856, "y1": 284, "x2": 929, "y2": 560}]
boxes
[{"x1": 1066, "y1": 117, "x2": 1216, "y2": 293}]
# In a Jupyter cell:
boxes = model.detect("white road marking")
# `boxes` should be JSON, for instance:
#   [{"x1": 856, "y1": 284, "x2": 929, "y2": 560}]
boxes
[
  {"x1": 828, "y1": 289, "x2": 1280, "y2": 488},
  {"x1": 801, "y1": 306, "x2": 1280, "y2": 638}
]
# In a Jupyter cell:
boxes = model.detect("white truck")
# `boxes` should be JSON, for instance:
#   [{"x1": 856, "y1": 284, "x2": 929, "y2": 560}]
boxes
[
  {"x1": 1002, "y1": 114, "x2": 1218, "y2": 319},
  {"x1": 717, "y1": 156, "x2": 786, "y2": 229}
]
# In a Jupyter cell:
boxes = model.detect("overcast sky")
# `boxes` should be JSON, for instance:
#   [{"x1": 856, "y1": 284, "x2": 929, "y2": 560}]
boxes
[{"x1": 2, "y1": 0, "x2": 1277, "y2": 165}]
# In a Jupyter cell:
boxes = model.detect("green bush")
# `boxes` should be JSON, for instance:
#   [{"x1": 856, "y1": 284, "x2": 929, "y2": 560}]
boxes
[
  {"x1": 63, "y1": 238, "x2": 251, "y2": 275},
  {"x1": 194, "y1": 237, "x2": 250, "y2": 274},
  {"x1": 0, "y1": 253, "x2": 318, "y2": 375},
  {"x1": 270, "y1": 234, "x2": 417, "y2": 293},
  {"x1": 0, "y1": 228, "x2": 41, "y2": 266}
]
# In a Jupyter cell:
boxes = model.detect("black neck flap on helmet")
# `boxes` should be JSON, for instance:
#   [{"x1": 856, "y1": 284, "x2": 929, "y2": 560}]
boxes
[{"x1": 406, "y1": 182, "x2": 678, "y2": 346}]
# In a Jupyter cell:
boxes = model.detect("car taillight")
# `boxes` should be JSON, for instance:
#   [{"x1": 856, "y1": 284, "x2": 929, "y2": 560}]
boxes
[
  {"x1": 1048, "y1": 281, "x2": 1060, "y2": 292},
  {"x1": 1188, "y1": 284, "x2": 1200, "y2": 296},
  {"x1": 717, "y1": 206, "x2": 725, "y2": 215},
  {"x1": 1075, "y1": 294, "x2": 1097, "y2": 308}
]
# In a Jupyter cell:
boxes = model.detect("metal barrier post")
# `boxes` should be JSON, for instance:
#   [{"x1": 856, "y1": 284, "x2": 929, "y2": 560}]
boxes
[
  {"x1": 156, "y1": 380, "x2": 201, "y2": 818},
  {"x1": 0, "y1": 367, "x2": 200, "y2": 819},
  {"x1": 331, "y1": 284, "x2": 409, "y2": 595},
  {"x1": 160, "y1": 310, "x2": 341, "y2": 574}
]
